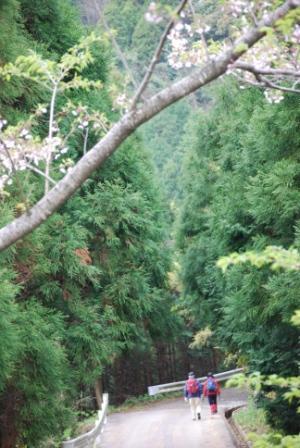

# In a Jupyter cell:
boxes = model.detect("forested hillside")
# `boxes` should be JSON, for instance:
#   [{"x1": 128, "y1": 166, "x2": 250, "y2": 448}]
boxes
[
  {"x1": 0, "y1": 0, "x2": 299, "y2": 447},
  {"x1": 102, "y1": 0, "x2": 195, "y2": 201},
  {"x1": 177, "y1": 79, "x2": 300, "y2": 434},
  {"x1": 0, "y1": 1, "x2": 195, "y2": 446}
]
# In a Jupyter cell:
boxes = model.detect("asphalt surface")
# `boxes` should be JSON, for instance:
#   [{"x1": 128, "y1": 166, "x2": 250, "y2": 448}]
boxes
[{"x1": 99, "y1": 388, "x2": 247, "y2": 448}]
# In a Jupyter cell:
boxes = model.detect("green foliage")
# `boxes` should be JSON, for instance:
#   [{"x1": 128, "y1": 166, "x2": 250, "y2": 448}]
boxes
[
  {"x1": 141, "y1": 100, "x2": 192, "y2": 201},
  {"x1": 0, "y1": 0, "x2": 28, "y2": 63},
  {"x1": 233, "y1": 396, "x2": 300, "y2": 448},
  {"x1": 20, "y1": 0, "x2": 82, "y2": 55},
  {"x1": 103, "y1": 0, "x2": 194, "y2": 202},
  {"x1": 0, "y1": 275, "x2": 72, "y2": 446},
  {"x1": 0, "y1": 0, "x2": 82, "y2": 119},
  {"x1": 248, "y1": 432, "x2": 300, "y2": 448},
  {"x1": 234, "y1": 399, "x2": 270, "y2": 434},
  {"x1": 176, "y1": 78, "x2": 300, "y2": 433},
  {"x1": 104, "y1": 0, "x2": 178, "y2": 68},
  {"x1": 0, "y1": 1, "x2": 179, "y2": 446},
  {"x1": 104, "y1": 0, "x2": 144, "y2": 52},
  {"x1": 218, "y1": 246, "x2": 300, "y2": 272},
  {"x1": 0, "y1": 33, "x2": 104, "y2": 91},
  {"x1": 0, "y1": 269, "x2": 21, "y2": 391},
  {"x1": 108, "y1": 390, "x2": 182, "y2": 413},
  {"x1": 12, "y1": 301, "x2": 70, "y2": 447}
]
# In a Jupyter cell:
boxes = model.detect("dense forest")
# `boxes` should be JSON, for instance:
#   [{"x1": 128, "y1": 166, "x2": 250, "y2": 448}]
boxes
[
  {"x1": 0, "y1": 0, "x2": 299, "y2": 447},
  {"x1": 176, "y1": 80, "x2": 300, "y2": 434}
]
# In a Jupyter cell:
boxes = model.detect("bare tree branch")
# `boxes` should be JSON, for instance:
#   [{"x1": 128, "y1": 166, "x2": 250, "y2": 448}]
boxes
[
  {"x1": 233, "y1": 73, "x2": 262, "y2": 88},
  {"x1": 45, "y1": 83, "x2": 59, "y2": 194},
  {"x1": 234, "y1": 61, "x2": 300, "y2": 94},
  {"x1": 258, "y1": 75, "x2": 300, "y2": 94},
  {"x1": 91, "y1": 0, "x2": 139, "y2": 90},
  {"x1": 1, "y1": 141, "x2": 18, "y2": 177},
  {"x1": 25, "y1": 163, "x2": 57, "y2": 186},
  {"x1": 234, "y1": 72, "x2": 300, "y2": 95},
  {"x1": 83, "y1": 127, "x2": 89, "y2": 155},
  {"x1": 131, "y1": 0, "x2": 189, "y2": 109},
  {"x1": 0, "y1": 0, "x2": 298, "y2": 252},
  {"x1": 0, "y1": 139, "x2": 28, "y2": 205},
  {"x1": 234, "y1": 62, "x2": 300, "y2": 78},
  {"x1": 188, "y1": 0, "x2": 211, "y2": 62},
  {"x1": 188, "y1": 0, "x2": 195, "y2": 15},
  {"x1": 99, "y1": 8, "x2": 140, "y2": 91}
]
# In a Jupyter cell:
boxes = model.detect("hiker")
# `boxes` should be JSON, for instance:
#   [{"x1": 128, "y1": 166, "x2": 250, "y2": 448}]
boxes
[
  {"x1": 203, "y1": 372, "x2": 221, "y2": 414},
  {"x1": 184, "y1": 371, "x2": 203, "y2": 420}
]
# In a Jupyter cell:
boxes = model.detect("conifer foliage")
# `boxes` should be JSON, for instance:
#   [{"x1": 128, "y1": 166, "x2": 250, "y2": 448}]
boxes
[
  {"x1": 0, "y1": 1, "x2": 179, "y2": 446},
  {"x1": 177, "y1": 79, "x2": 300, "y2": 434}
]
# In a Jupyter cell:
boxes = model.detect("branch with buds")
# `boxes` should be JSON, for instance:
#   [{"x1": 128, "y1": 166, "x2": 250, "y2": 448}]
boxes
[
  {"x1": 0, "y1": 35, "x2": 109, "y2": 194},
  {"x1": 131, "y1": 0, "x2": 189, "y2": 109},
  {"x1": 0, "y1": 33, "x2": 104, "y2": 194},
  {"x1": 232, "y1": 61, "x2": 300, "y2": 98},
  {"x1": 154, "y1": 0, "x2": 300, "y2": 101}
]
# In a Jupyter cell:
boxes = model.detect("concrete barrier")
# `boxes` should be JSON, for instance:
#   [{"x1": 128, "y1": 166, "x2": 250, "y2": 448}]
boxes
[
  {"x1": 148, "y1": 368, "x2": 244, "y2": 396},
  {"x1": 62, "y1": 393, "x2": 109, "y2": 448},
  {"x1": 225, "y1": 405, "x2": 249, "y2": 448}
]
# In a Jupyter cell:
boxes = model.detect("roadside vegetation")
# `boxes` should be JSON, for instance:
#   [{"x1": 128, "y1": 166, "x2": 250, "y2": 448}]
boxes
[{"x1": 235, "y1": 400, "x2": 270, "y2": 435}]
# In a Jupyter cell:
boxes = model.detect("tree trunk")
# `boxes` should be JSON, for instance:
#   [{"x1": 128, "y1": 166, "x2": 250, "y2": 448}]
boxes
[
  {"x1": 95, "y1": 378, "x2": 103, "y2": 410},
  {"x1": 0, "y1": 387, "x2": 21, "y2": 448}
]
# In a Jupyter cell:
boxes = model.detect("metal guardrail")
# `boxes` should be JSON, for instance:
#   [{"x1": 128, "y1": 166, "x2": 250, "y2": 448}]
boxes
[
  {"x1": 148, "y1": 368, "x2": 244, "y2": 396},
  {"x1": 62, "y1": 393, "x2": 109, "y2": 448}
]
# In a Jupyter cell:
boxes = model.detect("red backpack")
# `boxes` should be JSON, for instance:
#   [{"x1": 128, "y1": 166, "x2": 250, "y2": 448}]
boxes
[{"x1": 186, "y1": 378, "x2": 199, "y2": 394}]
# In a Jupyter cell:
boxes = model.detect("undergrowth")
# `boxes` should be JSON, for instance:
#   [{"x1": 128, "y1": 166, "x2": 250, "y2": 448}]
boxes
[{"x1": 108, "y1": 391, "x2": 182, "y2": 413}]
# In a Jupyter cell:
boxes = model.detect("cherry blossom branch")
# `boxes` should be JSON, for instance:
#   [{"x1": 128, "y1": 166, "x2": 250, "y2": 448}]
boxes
[
  {"x1": 1, "y1": 140, "x2": 17, "y2": 177},
  {"x1": 234, "y1": 71, "x2": 300, "y2": 93},
  {"x1": 1, "y1": 137, "x2": 56, "y2": 190},
  {"x1": 1, "y1": 138, "x2": 28, "y2": 204},
  {"x1": 233, "y1": 61, "x2": 300, "y2": 95},
  {"x1": 257, "y1": 75, "x2": 300, "y2": 94},
  {"x1": 25, "y1": 163, "x2": 57, "y2": 186},
  {"x1": 83, "y1": 127, "x2": 89, "y2": 155},
  {"x1": 0, "y1": 0, "x2": 298, "y2": 252},
  {"x1": 234, "y1": 62, "x2": 300, "y2": 78},
  {"x1": 189, "y1": 0, "x2": 210, "y2": 62},
  {"x1": 131, "y1": 0, "x2": 189, "y2": 109},
  {"x1": 45, "y1": 83, "x2": 59, "y2": 194}
]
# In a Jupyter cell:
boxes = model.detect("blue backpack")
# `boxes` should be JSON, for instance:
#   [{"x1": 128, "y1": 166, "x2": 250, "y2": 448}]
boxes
[{"x1": 207, "y1": 378, "x2": 217, "y2": 392}]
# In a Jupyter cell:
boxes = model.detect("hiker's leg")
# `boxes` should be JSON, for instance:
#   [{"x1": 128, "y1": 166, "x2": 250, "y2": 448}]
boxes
[
  {"x1": 195, "y1": 397, "x2": 201, "y2": 419},
  {"x1": 208, "y1": 395, "x2": 214, "y2": 414},
  {"x1": 189, "y1": 398, "x2": 197, "y2": 419},
  {"x1": 194, "y1": 397, "x2": 201, "y2": 413},
  {"x1": 211, "y1": 395, "x2": 217, "y2": 413}
]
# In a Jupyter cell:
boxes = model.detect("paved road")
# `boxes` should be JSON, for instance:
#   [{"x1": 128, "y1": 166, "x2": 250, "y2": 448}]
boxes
[{"x1": 99, "y1": 388, "x2": 247, "y2": 448}]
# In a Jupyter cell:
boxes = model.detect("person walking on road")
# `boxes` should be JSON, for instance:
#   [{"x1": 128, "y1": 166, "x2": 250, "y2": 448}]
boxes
[
  {"x1": 184, "y1": 372, "x2": 203, "y2": 421},
  {"x1": 203, "y1": 372, "x2": 221, "y2": 414}
]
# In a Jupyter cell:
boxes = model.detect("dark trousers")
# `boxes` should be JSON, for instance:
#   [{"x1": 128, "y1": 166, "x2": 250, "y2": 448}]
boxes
[
  {"x1": 208, "y1": 394, "x2": 217, "y2": 405},
  {"x1": 208, "y1": 394, "x2": 218, "y2": 413}
]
